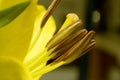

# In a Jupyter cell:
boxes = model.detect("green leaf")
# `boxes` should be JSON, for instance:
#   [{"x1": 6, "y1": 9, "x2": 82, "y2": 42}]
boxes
[{"x1": 0, "y1": 1, "x2": 30, "y2": 28}]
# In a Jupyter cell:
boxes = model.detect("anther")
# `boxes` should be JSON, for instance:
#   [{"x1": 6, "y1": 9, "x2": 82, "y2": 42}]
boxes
[
  {"x1": 52, "y1": 29, "x2": 88, "y2": 59},
  {"x1": 47, "y1": 20, "x2": 82, "y2": 50},
  {"x1": 51, "y1": 31, "x2": 95, "y2": 64},
  {"x1": 41, "y1": 0, "x2": 61, "y2": 27}
]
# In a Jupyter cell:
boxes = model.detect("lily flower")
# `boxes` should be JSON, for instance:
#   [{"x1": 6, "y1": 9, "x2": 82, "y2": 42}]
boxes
[{"x1": 0, "y1": 0, "x2": 96, "y2": 80}]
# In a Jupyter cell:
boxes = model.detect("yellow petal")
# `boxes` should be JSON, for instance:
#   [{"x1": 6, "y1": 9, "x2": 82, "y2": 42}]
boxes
[
  {"x1": 0, "y1": 1, "x2": 30, "y2": 28},
  {"x1": 0, "y1": 1, "x2": 56, "y2": 61},
  {"x1": 0, "y1": 0, "x2": 29, "y2": 11},
  {"x1": 0, "y1": 57, "x2": 32, "y2": 80},
  {"x1": 24, "y1": 16, "x2": 56, "y2": 65}
]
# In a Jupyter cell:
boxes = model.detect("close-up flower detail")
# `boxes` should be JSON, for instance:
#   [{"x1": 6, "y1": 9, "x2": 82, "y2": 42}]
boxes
[{"x1": 0, "y1": 0, "x2": 96, "y2": 80}]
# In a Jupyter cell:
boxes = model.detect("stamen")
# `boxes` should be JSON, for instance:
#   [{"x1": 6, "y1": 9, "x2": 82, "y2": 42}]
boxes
[
  {"x1": 54, "y1": 29, "x2": 88, "y2": 51},
  {"x1": 52, "y1": 29, "x2": 88, "y2": 59},
  {"x1": 47, "y1": 20, "x2": 82, "y2": 50},
  {"x1": 59, "y1": 13, "x2": 80, "y2": 31},
  {"x1": 82, "y1": 39, "x2": 96, "y2": 54},
  {"x1": 51, "y1": 31, "x2": 95, "y2": 64},
  {"x1": 41, "y1": 0, "x2": 61, "y2": 27}
]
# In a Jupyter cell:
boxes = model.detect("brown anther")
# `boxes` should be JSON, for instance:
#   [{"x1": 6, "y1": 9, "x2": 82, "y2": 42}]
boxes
[
  {"x1": 54, "y1": 29, "x2": 88, "y2": 51},
  {"x1": 52, "y1": 29, "x2": 88, "y2": 59},
  {"x1": 41, "y1": 0, "x2": 61, "y2": 27},
  {"x1": 51, "y1": 30, "x2": 95, "y2": 64},
  {"x1": 47, "y1": 20, "x2": 82, "y2": 50},
  {"x1": 82, "y1": 39, "x2": 96, "y2": 54}
]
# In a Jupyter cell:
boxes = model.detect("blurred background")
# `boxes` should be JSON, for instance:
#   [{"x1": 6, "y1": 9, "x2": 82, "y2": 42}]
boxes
[{"x1": 39, "y1": 0, "x2": 120, "y2": 80}]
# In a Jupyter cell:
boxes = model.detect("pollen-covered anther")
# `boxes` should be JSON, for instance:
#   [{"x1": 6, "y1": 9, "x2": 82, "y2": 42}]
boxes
[
  {"x1": 51, "y1": 29, "x2": 88, "y2": 59},
  {"x1": 50, "y1": 30, "x2": 95, "y2": 65},
  {"x1": 67, "y1": 13, "x2": 79, "y2": 22},
  {"x1": 47, "y1": 20, "x2": 83, "y2": 50},
  {"x1": 41, "y1": 0, "x2": 62, "y2": 27}
]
